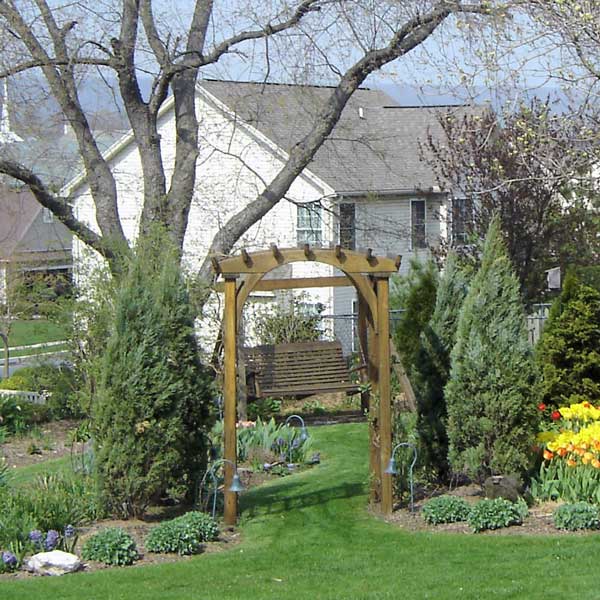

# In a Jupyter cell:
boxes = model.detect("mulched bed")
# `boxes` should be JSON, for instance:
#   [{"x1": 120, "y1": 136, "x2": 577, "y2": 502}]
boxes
[
  {"x1": 378, "y1": 487, "x2": 600, "y2": 537},
  {"x1": 1, "y1": 520, "x2": 241, "y2": 579}
]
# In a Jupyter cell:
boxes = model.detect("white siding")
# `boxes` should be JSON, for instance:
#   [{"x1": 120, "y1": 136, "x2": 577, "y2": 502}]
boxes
[{"x1": 71, "y1": 90, "x2": 336, "y2": 351}]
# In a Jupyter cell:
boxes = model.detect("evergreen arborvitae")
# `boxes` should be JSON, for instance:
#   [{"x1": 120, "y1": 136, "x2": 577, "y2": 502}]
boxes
[
  {"x1": 536, "y1": 273, "x2": 600, "y2": 407},
  {"x1": 391, "y1": 260, "x2": 438, "y2": 375},
  {"x1": 413, "y1": 253, "x2": 468, "y2": 481},
  {"x1": 445, "y1": 217, "x2": 538, "y2": 481},
  {"x1": 94, "y1": 231, "x2": 213, "y2": 517}
]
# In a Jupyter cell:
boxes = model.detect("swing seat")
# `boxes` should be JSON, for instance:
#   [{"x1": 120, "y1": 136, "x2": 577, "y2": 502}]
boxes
[{"x1": 243, "y1": 340, "x2": 361, "y2": 400}]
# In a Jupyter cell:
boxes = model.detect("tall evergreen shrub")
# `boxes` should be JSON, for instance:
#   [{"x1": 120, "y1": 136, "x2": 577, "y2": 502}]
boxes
[
  {"x1": 445, "y1": 217, "x2": 538, "y2": 480},
  {"x1": 536, "y1": 273, "x2": 600, "y2": 406},
  {"x1": 391, "y1": 260, "x2": 438, "y2": 375},
  {"x1": 94, "y1": 231, "x2": 213, "y2": 517},
  {"x1": 413, "y1": 253, "x2": 468, "y2": 480}
]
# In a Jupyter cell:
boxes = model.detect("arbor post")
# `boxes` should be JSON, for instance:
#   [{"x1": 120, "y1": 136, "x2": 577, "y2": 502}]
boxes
[
  {"x1": 223, "y1": 275, "x2": 238, "y2": 525},
  {"x1": 376, "y1": 276, "x2": 393, "y2": 515},
  {"x1": 365, "y1": 297, "x2": 381, "y2": 505}
]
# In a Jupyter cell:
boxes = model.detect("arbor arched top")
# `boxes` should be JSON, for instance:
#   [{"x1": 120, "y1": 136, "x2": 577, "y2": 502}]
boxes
[{"x1": 212, "y1": 244, "x2": 401, "y2": 276}]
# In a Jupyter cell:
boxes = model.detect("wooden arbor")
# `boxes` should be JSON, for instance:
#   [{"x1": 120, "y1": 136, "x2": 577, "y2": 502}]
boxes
[{"x1": 212, "y1": 245, "x2": 401, "y2": 525}]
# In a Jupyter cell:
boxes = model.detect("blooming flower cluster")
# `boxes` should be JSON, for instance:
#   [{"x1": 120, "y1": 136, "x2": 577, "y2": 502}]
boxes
[{"x1": 538, "y1": 402, "x2": 600, "y2": 468}]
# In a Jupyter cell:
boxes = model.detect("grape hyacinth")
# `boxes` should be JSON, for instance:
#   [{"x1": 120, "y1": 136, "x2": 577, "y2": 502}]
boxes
[
  {"x1": 2, "y1": 551, "x2": 17, "y2": 569},
  {"x1": 44, "y1": 530, "x2": 60, "y2": 551},
  {"x1": 28, "y1": 530, "x2": 43, "y2": 545}
]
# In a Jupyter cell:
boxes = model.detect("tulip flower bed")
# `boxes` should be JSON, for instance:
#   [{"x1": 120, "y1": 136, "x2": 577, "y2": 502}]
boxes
[{"x1": 534, "y1": 402, "x2": 600, "y2": 503}]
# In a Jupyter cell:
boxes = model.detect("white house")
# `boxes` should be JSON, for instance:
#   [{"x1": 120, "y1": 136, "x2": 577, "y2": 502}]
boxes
[{"x1": 69, "y1": 79, "x2": 472, "y2": 352}]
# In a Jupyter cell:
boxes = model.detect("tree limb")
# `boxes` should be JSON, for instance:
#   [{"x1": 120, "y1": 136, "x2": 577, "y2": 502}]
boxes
[{"x1": 0, "y1": 159, "x2": 117, "y2": 261}]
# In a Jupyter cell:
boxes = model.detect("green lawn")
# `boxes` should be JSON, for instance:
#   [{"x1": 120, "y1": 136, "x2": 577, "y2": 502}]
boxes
[
  {"x1": 6, "y1": 320, "x2": 67, "y2": 349},
  {"x1": 3, "y1": 423, "x2": 600, "y2": 599},
  {"x1": 7, "y1": 455, "x2": 72, "y2": 487}
]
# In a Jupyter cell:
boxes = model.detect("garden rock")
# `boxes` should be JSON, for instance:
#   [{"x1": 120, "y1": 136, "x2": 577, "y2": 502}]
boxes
[
  {"x1": 483, "y1": 475, "x2": 522, "y2": 503},
  {"x1": 26, "y1": 550, "x2": 81, "y2": 576}
]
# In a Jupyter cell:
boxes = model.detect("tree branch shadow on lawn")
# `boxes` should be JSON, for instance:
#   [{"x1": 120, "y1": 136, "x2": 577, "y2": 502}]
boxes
[{"x1": 240, "y1": 477, "x2": 365, "y2": 519}]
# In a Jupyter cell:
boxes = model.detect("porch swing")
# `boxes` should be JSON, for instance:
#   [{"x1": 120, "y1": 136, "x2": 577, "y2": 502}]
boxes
[{"x1": 243, "y1": 339, "x2": 362, "y2": 400}]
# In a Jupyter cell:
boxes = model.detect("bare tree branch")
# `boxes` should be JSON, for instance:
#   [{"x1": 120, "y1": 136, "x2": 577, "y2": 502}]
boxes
[{"x1": 0, "y1": 159, "x2": 117, "y2": 261}]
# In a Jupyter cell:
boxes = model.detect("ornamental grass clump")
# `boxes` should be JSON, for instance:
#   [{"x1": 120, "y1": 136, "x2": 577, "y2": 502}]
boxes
[
  {"x1": 467, "y1": 498, "x2": 527, "y2": 533},
  {"x1": 146, "y1": 511, "x2": 218, "y2": 555},
  {"x1": 421, "y1": 495, "x2": 471, "y2": 525},
  {"x1": 553, "y1": 503, "x2": 600, "y2": 531},
  {"x1": 81, "y1": 528, "x2": 139, "y2": 566},
  {"x1": 534, "y1": 401, "x2": 600, "y2": 503}
]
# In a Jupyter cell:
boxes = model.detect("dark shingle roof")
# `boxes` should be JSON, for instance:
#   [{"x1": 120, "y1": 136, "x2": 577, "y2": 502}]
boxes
[
  {"x1": 0, "y1": 186, "x2": 40, "y2": 257},
  {"x1": 200, "y1": 79, "x2": 471, "y2": 194}
]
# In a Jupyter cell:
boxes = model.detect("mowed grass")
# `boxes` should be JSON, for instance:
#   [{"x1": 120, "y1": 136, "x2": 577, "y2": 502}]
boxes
[
  {"x1": 7, "y1": 320, "x2": 67, "y2": 348},
  {"x1": 3, "y1": 423, "x2": 600, "y2": 599},
  {"x1": 6, "y1": 455, "x2": 72, "y2": 487}
]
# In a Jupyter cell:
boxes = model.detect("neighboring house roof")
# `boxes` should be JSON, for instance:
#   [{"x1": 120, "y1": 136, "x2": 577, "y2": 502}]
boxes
[
  {"x1": 64, "y1": 79, "x2": 473, "y2": 199},
  {"x1": 0, "y1": 186, "x2": 40, "y2": 258},
  {"x1": 200, "y1": 79, "x2": 471, "y2": 195},
  {"x1": 0, "y1": 186, "x2": 72, "y2": 263}
]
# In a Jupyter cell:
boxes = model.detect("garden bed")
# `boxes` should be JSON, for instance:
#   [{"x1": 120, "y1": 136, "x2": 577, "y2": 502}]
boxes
[
  {"x1": 381, "y1": 501, "x2": 599, "y2": 536},
  {"x1": 0, "y1": 517, "x2": 241, "y2": 580}
]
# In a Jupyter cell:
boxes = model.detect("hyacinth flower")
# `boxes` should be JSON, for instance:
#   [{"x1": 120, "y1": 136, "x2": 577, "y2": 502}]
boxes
[
  {"x1": 2, "y1": 551, "x2": 17, "y2": 571},
  {"x1": 45, "y1": 530, "x2": 60, "y2": 551},
  {"x1": 28, "y1": 529, "x2": 43, "y2": 549}
]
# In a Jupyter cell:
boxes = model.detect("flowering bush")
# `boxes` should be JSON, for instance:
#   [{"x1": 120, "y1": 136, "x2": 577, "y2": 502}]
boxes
[{"x1": 533, "y1": 401, "x2": 600, "y2": 503}]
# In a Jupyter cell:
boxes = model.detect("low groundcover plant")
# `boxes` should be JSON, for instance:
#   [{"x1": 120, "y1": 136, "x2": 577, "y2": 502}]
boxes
[
  {"x1": 146, "y1": 511, "x2": 218, "y2": 555},
  {"x1": 422, "y1": 496, "x2": 471, "y2": 525},
  {"x1": 81, "y1": 528, "x2": 139, "y2": 566}
]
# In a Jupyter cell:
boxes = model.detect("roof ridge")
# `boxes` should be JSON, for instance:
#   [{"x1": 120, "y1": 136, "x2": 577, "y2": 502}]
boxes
[{"x1": 201, "y1": 77, "x2": 372, "y2": 92}]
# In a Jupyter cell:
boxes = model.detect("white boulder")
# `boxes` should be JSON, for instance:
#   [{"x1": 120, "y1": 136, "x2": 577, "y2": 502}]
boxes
[{"x1": 26, "y1": 550, "x2": 81, "y2": 576}]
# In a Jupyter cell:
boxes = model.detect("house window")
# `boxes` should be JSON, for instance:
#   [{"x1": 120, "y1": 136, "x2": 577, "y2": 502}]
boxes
[
  {"x1": 339, "y1": 203, "x2": 356, "y2": 250},
  {"x1": 297, "y1": 203, "x2": 322, "y2": 245},
  {"x1": 411, "y1": 199, "x2": 426, "y2": 249},
  {"x1": 452, "y1": 197, "x2": 473, "y2": 245},
  {"x1": 42, "y1": 208, "x2": 54, "y2": 224}
]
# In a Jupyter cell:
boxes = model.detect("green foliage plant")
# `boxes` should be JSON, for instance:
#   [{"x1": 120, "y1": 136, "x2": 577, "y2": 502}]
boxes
[
  {"x1": 81, "y1": 528, "x2": 139, "y2": 566},
  {"x1": 94, "y1": 228, "x2": 214, "y2": 517},
  {"x1": 247, "y1": 397, "x2": 282, "y2": 421},
  {"x1": 0, "y1": 364, "x2": 79, "y2": 419},
  {"x1": 0, "y1": 395, "x2": 29, "y2": 434},
  {"x1": 253, "y1": 292, "x2": 323, "y2": 345},
  {"x1": 445, "y1": 217, "x2": 539, "y2": 481},
  {"x1": 412, "y1": 253, "x2": 469, "y2": 481},
  {"x1": 421, "y1": 495, "x2": 471, "y2": 525},
  {"x1": 0, "y1": 473, "x2": 101, "y2": 550},
  {"x1": 390, "y1": 259, "x2": 438, "y2": 376},
  {"x1": 146, "y1": 511, "x2": 218, "y2": 555},
  {"x1": 536, "y1": 273, "x2": 600, "y2": 407},
  {"x1": 553, "y1": 502, "x2": 600, "y2": 531},
  {"x1": 467, "y1": 498, "x2": 527, "y2": 533}
]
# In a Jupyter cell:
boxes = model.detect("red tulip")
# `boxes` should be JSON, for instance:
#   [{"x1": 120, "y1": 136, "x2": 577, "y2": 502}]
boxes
[
  {"x1": 551, "y1": 410, "x2": 561, "y2": 421},
  {"x1": 538, "y1": 403, "x2": 547, "y2": 411}
]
